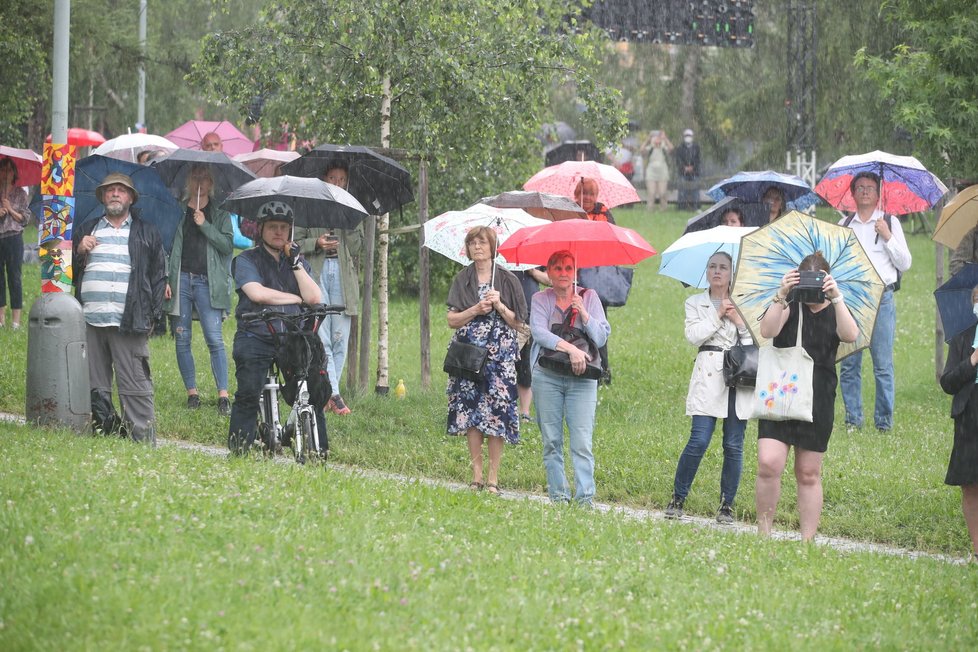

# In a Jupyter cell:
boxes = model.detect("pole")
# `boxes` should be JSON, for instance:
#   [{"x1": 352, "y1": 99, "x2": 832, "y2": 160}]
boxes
[
  {"x1": 418, "y1": 159, "x2": 431, "y2": 390},
  {"x1": 137, "y1": 0, "x2": 147, "y2": 129},
  {"x1": 51, "y1": 0, "x2": 70, "y2": 143}
]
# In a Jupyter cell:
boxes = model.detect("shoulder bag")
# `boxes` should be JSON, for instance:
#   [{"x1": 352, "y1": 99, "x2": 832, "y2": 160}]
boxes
[
  {"x1": 576, "y1": 266, "x2": 634, "y2": 307},
  {"x1": 723, "y1": 344, "x2": 759, "y2": 388},
  {"x1": 751, "y1": 308, "x2": 814, "y2": 422},
  {"x1": 443, "y1": 339, "x2": 488, "y2": 383},
  {"x1": 538, "y1": 304, "x2": 603, "y2": 380}
]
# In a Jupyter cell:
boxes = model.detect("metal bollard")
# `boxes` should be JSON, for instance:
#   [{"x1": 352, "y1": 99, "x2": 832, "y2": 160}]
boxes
[{"x1": 25, "y1": 293, "x2": 90, "y2": 431}]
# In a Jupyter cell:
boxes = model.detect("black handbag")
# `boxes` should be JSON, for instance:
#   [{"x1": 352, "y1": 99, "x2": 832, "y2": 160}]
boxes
[
  {"x1": 443, "y1": 340, "x2": 488, "y2": 383},
  {"x1": 538, "y1": 308, "x2": 603, "y2": 380},
  {"x1": 723, "y1": 344, "x2": 759, "y2": 388},
  {"x1": 576, "y1": 266, "x2": 634, "y2": 307}
]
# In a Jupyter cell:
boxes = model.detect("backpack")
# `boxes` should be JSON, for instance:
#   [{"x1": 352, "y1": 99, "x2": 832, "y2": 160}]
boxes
[
  {"x1": 843, "y1": 213, "x2": 901, "y2": 291},
  {"x1": 275, "y1": 330, "x2": 332, "y2": 411}
]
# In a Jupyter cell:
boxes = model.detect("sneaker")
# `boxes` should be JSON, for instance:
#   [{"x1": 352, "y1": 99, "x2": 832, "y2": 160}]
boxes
[
  {"x1": 664, "y1": 496, "x2": 684, "y2": 519},
  {"x1": 217, "y1": 397, "x2": 231, "y2": 417},
  {"x1": 186, "y1": 394, "x2": 201, "y2": 410},
  {"x1": 716, "y1": 502, "x2": 734, "y2": 524},
  {"x1": 329, "y1": 394, "x2": 351, "y2": 415}
]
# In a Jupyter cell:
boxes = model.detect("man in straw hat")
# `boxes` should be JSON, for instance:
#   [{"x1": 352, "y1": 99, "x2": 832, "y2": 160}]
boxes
[{"x1": 72, "y1": 172, "x2": 167, "y2": 444}]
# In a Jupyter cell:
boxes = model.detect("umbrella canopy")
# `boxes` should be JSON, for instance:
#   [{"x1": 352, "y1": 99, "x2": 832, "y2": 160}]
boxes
[
  {"x1": 45, "y1": 128, "x2": 106, "y2": 147},
  {"x1": 523, "y1": 160, "x2": 640, "y2": 209},
  {"x1": 707, "y1": 170, "x2": 820, "y2": 211},
  {"x1": 815, "y1": 150, "x2": 948, "y2": 215},
  {"x1": 222, "y1": 175, "x2": 368, "y2": 231},
  {"x1": 543, "y1": 140, "x2": 602, "y2": 166},
  {"x1": 497, "y1": 218, "x2": 656, "y2": 268},
  {"x1": 92, "y1": 133, "x2": 178, "y2": 163},
  {"x1": 932, "y1": 184, "x2": 978, "y2": 250},
  {"x1": 281, "y1": 144, "x2": 414, "y2": 215},
  {"x1": 233, "y1": 148, "x2": 300, "y2": 178},
  {"x1": 683, "y1": 197, "x2": 743, "y2": 233},
  {"x1": 0, "y1": 145, "x2": 43, "y2": 186},
  {"x1": 934, "y1": 263, "x2": 978, "y2": 343},
  {"x1": 659, "y1": 225, "x2": 757, "y2": 289},
  {"x1": 30, "y1": 154, "x2": 183, "y2": 250},
  {"x1": 731, "y1": 210, "x2": 885, "y2": 361},
  {"x1": 478, "y1": 190, "x2": 586, "y2": 221},
  {"x1": 152, "y1": 149, "x2": 256, "y2": 203},
  {"x1": 164, "y1": 120, "x2": 254, "y2": 156},
  {"x1": 423, "y1": 204, "x2": 548, "y2": 271}
]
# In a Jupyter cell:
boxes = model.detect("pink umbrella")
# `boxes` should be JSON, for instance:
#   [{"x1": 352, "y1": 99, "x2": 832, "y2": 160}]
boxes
[
  {"x1": 233, "y1": 148, "x2": 300, "y2": 178},
  {"x1": 164, "y1": 120, "x2": 255, "y2": 156},
  {"x1": 45, "y1": 127, "x2": 106, "y2": 147},
  {"x1": 0, "y1": 145, "x2": 43, "y2": 186},
  {"x1": 523, "y1": 160, "x2": 640, "y2": 209}
]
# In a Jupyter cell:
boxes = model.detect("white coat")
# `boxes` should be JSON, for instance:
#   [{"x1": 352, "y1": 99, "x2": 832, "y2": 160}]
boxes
[{"x1": 684, "y1": 290, "x2": 754, "y2": 419}]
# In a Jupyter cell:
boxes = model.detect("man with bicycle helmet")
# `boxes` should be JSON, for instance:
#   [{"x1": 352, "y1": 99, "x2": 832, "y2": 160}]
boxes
[{"x1": 228, "y1": 200, "x2": 326, "y2": 455}]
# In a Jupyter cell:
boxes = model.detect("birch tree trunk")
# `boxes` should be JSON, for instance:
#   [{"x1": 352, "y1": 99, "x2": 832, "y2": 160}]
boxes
[{"x1": 375, "y1": 73, "x2": 392, "y2": 394}]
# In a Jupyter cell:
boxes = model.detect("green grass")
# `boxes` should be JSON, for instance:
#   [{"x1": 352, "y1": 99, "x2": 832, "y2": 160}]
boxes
[
  {"x1": 0, "y1": 207, "x2": 972, "y2": 557},
  {"x1": 1, "y1": 424, "x2": 976, "y2": 651}
]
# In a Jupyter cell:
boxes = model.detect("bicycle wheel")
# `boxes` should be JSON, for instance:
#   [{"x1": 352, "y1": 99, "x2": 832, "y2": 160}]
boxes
[{"x1": 294, "y1": 410, "x2": 324, "y2": 464}]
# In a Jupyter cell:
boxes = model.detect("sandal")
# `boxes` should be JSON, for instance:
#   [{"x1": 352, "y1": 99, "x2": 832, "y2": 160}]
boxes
[
  {"x1": 487, "y1": 483, "x2": 501, "y2": 496},
  {"x1": 468, "y1": 481, "x2": 484, "y2": 491}
]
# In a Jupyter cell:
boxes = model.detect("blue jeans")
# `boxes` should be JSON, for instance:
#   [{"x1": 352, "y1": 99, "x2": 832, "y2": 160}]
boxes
[
  {"x1": 672, "y1": 389, "x2": 746, "y2": 505},
  {"x1": 174, "y1": 272, "x2": 228, "y2": 392},
  {"x1": 840, "y1": 289, "x2": 895, "y2": 430},
  {"x1": 319, "y1": 258, "x2": 352, "y2": 392},
  {"x1": 532, "y1": 366, "x2": 598, "y2": 505}
]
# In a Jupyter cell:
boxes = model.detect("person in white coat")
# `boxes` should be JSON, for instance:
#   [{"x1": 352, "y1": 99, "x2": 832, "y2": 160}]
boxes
[{"x1": 665, "y1": 252, "x2": 753, "y2": 523}]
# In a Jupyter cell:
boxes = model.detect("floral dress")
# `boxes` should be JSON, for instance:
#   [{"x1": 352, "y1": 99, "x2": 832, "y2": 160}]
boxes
[{"x1": 447, "y1": 282, "x2": 521, "y2": 443}]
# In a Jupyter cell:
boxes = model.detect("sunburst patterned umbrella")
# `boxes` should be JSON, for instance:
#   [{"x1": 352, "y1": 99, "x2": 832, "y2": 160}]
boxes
[{"x1": 731, "y1": 210, "x2": 885, "y2": 361}]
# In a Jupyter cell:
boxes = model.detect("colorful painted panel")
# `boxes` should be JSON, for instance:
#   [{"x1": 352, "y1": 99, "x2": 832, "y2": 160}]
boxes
[
  {"x1": 39, "y1": 195, "x2": 74, "y2": 245},
  {"x1": 40, "y1": 244, "x2": 73, "y2": 294},
  {"x1": 42, "y1": 143, "x2": 77, "y2": 196}
]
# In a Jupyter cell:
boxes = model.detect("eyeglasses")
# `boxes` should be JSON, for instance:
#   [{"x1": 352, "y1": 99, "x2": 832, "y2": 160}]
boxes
[{"x1": 853, "y1": 185, "x2": 878, "y2": 194}]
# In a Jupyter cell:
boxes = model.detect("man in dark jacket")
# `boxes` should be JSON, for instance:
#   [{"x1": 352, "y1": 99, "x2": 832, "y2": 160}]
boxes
[
  {"x1": 72, "y1": 172, "x2": 167, "y2": 444},
  {"x1": 675, "y1": 128, "x2": 701, "y2": 211}
]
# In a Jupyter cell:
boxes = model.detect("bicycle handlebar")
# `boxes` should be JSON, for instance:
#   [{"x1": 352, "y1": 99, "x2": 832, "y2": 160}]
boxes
[{"x1": 240, "y1": 304, "x2": 346, "y2": 327}]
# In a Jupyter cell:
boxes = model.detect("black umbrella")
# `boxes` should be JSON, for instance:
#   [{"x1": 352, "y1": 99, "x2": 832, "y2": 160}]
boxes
[
  {"x1": 935, "y1": 263, "x2": 978, "y2": 342},
  {"x1": 280, "y1": 144, "x2": 413, "y2": 215},
  {"x1": 683, "y1": 197, "x2": 741, "y2": 234},
  {"x1": 221, "y1": 175, "x2": 369, "y2": 231},
  {"x1": 152, "y1": 149, "x2": 256, "y2": 203},
  {"x1": 543, "y1": 140, "x2": 602, "y2": 166},
  {"x1": 479, "y1": 190, "x2": 586, "y2": 221}
]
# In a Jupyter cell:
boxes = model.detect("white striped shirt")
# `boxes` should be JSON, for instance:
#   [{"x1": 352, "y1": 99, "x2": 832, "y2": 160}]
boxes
[{"x1": 81, "y1": 216, "x2": 132, "y2": 327}]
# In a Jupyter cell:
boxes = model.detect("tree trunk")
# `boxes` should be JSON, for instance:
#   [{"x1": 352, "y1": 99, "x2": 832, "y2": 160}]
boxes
[
  {"x1": 418, "y1": 159, "x2": 431, "y2": 390},
  {"x1": 679, "y1": 48, "x2": 700, "y2": 130},
  {"x1": 375, "y1": 73, "x2": 392, "y2": 395}
]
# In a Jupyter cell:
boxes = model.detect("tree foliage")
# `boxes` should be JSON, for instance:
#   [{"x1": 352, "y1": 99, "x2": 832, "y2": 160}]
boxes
[{"x1": 857, "y1": 0, "x2": 978, "y2": 180}]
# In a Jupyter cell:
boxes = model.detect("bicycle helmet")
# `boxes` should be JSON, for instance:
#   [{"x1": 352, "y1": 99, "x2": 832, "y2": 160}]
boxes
[{"x1": 255, "y1": 200, "x2": 294, "y2": 224}]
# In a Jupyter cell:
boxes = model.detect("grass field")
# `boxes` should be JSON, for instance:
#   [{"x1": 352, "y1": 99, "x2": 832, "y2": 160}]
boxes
[{"x1": 2, "y1": 207, "x2": 977, "y2": 648}]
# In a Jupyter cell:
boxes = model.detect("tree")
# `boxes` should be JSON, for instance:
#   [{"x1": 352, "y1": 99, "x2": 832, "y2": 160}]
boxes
[
  {"x1": 190, "y1": 0, "x2": 627, "y2": 391},
  {"x1": 857, "y1": 0, "x2": 978, "y2": 180}
]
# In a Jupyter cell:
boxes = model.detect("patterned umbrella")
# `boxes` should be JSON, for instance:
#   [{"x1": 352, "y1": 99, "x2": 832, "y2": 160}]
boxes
[
  {"x1": 707, "y1": 170, "x2": 820, "y2": 211},
  {"x1": 523, "y1": 160, "x2": 640, "y2": 209},
  {"x1": 815, "y1": 150, "x2": 948, "y2": 215},
  {"x1": 731, "y1": 210, "x2": 884, "y2": 361},
  {"x1": 423, "y1": 204, "x2": 547, "y2": 271}
]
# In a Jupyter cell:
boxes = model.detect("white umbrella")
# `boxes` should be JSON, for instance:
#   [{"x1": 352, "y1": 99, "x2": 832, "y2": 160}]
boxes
[
  {"x1": 92, "y1": 133, "x2": 178, "y2": 163},
  {"x1": 658, "y1": 225, "x2": 757, "y2": 289},
  {"x1": 233, "y1": 148, "x2": 301, "y2": 178}
]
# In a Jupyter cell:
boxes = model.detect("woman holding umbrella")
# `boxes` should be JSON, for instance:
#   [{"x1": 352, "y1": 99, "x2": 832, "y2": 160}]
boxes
[
  {"x1": 163, "y1": 165, "x2": 234, "y2": 415},
  {"x1": 755, "y1": 252, "x2": 858, "y2": 541},
  {"x1": 762, "y1": 186, "x2": 786, "y2": 223},
  {"x1": 0, "y1": 157, "x2": 31, "y2": 329},
  {"x1": 446, "y1": 226, "x2": 527, "y2": 495}
]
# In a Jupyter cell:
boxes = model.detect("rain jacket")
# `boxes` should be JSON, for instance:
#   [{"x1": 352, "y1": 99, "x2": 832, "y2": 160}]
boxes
[
  {"x1": 72, "y1": 212, "x2": 167, "y2": 335},
  {"x1": 163, "y1": 204, "x2": 234, "y2": 316}
]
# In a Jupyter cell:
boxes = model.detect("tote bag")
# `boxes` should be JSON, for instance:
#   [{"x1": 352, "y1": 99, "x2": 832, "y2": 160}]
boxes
[{"x1": 752, "y1": 308, "x2": 814, "y2": 422}]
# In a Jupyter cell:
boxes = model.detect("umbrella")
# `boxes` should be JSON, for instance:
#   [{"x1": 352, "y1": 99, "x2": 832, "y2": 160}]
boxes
[
  {"x1": 423, "y1": 204, "x2": 549, "y2": 271},
  {"x1": 45, "y1": 128, "x2": 106, "y2": 147},
  {"x1": 233, "y1": 148, "x2": 300, "y2": 178},
  {"x1": 707, "y1": 170, "x2": 820, "y2": 211},
  {"x1": 934, "y1": 263, "x2": 978, "y2": 343},
  {"x1": 478, "y1": 190, "x2": 586, "y2": 221},
  {"x1": 92, "y1": 133, "x2": 178, "y2": 163},
  {"x1": 815, "y1": 150, "x2": 948, "y2": 215},
  {"x1": 523, "y1": 160, "x2": 640, "y2": 209},
  {"x1": 932, "y1": 185, "x2": 978, "y2": 250},
  {"x1": 683, "y1": 197, "x2": 742, "y2": 233},
  {"x1": 731, "y1": 210, "x2": 885, "y2": 361},
  {"x1": 281, "y1": 144, "x2": 414, "y2": 215},
  {"x1": 152, "y1": 149, "x2": 256, "y2": 203},
  {"x1": 0, "y1": 145, "x2": 43, "y2": 186},
  {"x1": 30, "y1": 154, "x2": 183, "y2": 250},
  {"x1": 164, "y1": 120, "x2": 255, "y2": 156},
  {"x1": 658, "y1": 225, "x2": 757, "y2": 289},
  {"x1": 543, "y1": 140, "x2": 602, "y2": 166},
  {"x1": 497, "y1": 218, "x2": 656, "y2": 268},
  {"x1": 222, "y1": 175, "x2": 368, "y2": 231}
]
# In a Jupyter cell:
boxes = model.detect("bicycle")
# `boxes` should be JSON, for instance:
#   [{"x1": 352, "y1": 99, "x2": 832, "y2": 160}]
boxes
[{"x1": 240, "y1": 304, "x2": 344, "y2": 464}]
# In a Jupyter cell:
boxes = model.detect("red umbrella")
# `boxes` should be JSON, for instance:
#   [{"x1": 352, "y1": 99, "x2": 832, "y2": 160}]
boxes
[
  {"x1": 165, "y1": 120, "x2": 255, "y2": 156},
  {"x1": 497, "y1": 218, "x2": 656, "y2": 268},
  {"x1": 523, "y1": 160, "x2": 640, "y2": 209},
  {"x1": 0, "y1": 145, "x2": 43, "y2": 186},
  {"x1": 45, "y1": 128, "x2": 106, "y2": 147}
]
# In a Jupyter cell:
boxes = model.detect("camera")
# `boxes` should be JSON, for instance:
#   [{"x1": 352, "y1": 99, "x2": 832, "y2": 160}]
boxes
[{"x1": 790, "y1": 270, "x2": 826, "y2": 304}]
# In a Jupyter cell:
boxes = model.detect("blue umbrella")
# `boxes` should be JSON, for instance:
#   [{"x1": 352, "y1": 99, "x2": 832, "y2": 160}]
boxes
[
  {"x1": 707, "y1": 170, "x2": 820, "y2": 211},
  {"x1": 934, "y1": 264, "x2": 978, "y2": 343},
  {"x1": 31, "y1": 154, "x2": 183, "y2": 251}
]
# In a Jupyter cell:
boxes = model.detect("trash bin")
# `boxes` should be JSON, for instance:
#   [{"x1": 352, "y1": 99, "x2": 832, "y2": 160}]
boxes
[{"x1": 25, "y1": 293, "x2": 90, "y2": 431}]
